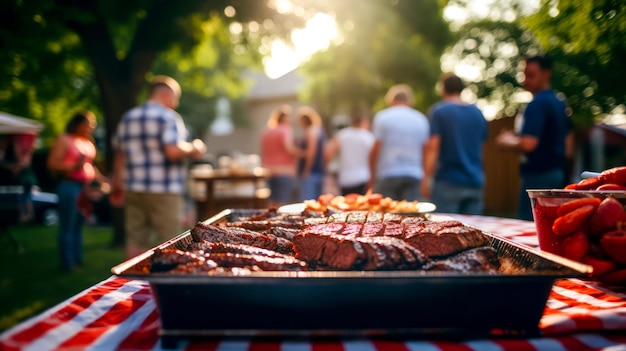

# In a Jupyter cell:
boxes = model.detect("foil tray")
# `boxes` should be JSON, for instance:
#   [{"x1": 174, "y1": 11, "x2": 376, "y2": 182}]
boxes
[{"x1": 111, "y1": 209, "x2": 592, "y2": 348}]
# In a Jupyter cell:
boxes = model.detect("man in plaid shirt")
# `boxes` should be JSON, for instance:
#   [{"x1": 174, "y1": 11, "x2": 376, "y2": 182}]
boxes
[{"x1": 110, "y1": 75, "x2": 206, "y2": 258}]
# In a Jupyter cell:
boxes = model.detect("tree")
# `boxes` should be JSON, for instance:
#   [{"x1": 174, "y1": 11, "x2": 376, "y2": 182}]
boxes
[
  {"x1": 297, "y1": 0, "x2": 452, "y2": 117},
  {"x1": 439, "y1": 0, "x2": 626, "y2": 129},
  {"x1": 524, "y1": 0, "x2": 626, "y2": 127},
  {"x1": 0, "y1": 0, "x2": 304, "y2": 166}
]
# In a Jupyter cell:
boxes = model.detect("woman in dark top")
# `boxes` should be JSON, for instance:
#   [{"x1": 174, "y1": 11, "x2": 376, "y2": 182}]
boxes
[{"x1": 297, "y1": 106, "x2": 326, "y2": 201}]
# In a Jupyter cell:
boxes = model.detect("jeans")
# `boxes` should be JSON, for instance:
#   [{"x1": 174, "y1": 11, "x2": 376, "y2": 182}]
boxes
[
  {"x1": 519, "y1": 169, "x2": 564, "y2": 221},
  {"x1": 374, "y1": 176, "x2": 421, "y2": 201},
  {"x1": 268, "y1": 175, "x2": 296, "y2": 205},
  {"x1": 340, "y1": 182, "x2": 368, "y2": 196},
  {"x1": 57, "y1": 180, "x2": 84, "y2": 270},
  {"x1": 299, "y1": 173, "x2": 324, "y2": 201},
  {"x1": 432, "y1": 180, "x2": 484, "y2": 215}
]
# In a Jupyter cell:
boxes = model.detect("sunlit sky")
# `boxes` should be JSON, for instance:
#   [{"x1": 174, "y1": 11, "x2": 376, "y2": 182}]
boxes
[
  {"x1": 263, "y1": 12, "x2": 338, "y2": 79},
  {"x1": 263, "y1": 0, "x2": 541, "y2": 80},
  {"x1": 261, "y1": 1, "x2": 540, "y2": 119}
]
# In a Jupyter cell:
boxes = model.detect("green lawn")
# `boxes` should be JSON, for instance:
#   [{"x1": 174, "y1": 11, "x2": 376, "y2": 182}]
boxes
[{"x1": 0, "y1": 223, "x2": 125, "y2": 332}]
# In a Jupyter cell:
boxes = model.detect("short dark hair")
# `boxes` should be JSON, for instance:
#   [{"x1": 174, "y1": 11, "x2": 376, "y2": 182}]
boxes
[
  {"x1": 441, "y1": 73, "x2": 465, "y2": 94},
  {"x1": 65, "y1": 111, "x2": 93, "y2": 134},
  {"x1": 525, "y1": 55, "x2": 552, "y2": 71}
]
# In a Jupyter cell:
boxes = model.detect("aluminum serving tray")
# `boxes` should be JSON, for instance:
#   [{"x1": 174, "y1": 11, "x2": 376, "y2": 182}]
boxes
[{"x1": 111, "y1": 209, "x2": 592, "y2": 348}]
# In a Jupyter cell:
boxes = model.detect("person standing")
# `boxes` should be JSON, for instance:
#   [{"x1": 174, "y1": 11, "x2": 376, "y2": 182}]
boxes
[
  {"x1": 325, "y1": 113, "x2": 375, "y2": 195},
  {"x1": 110, "y1": 75, "x2": 206, "y2": 259},
  {"x1": 496, "y1": 55, "x2": 573, "y2": 220},
  {"x1": 421, "y1": 73, "x2": 488, "y2": 214},
  {"x1": 47, "y1": 111, "x2": 107, "y2": 271},
  {"x1": 296, "y1": 106, "x2": 326, "y2": 201},
  {"x1": 369, "y1": 84, "x2": 430, "y2": 201},
  {"x1": 260, "y1": 105, "x2": 302, "y2": 206}
]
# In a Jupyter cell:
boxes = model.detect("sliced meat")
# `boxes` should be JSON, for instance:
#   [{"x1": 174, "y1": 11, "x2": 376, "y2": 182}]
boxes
[
  {"x1": 404, "y1": 224, "x2": 488, "y2": 258},
  {"x1": 361, "y1": 222, "x2": 384, "y2": 237},
  {"x1": 319, "y1": 236, "x2": 364, "y2": 269},
  {"x1": 381, "y1": 212, "x2": 405, "y2": 223},
  {"x1": 292, "y1": 232, "x2": 329, "y2": 262},
  {"x1": 266, "y1": 226, "x2": 299, "y2": 241},
  {"x1": 189, "y1": 241, "x2": 293, "y2": 259},
  {"x1": 207, "y1": 253, "x2": 307, "y2": 271},
  {"x1": 422, "y1": 246, "x2": 500, "y2": 273},
  {"x1": 300, "y1": 223, "x2": 345, "y2": 236},
  {"x1": 382, "y1": 222, "x2": 404, "y2": 238},
  {"x1": 346, "y1": 211, "x2": 368, "y2": 223},
  {"x1": 341, "y1": 223, "x2": 363, "y2": 237},
  {"x1": 357, "y1": 241, "x2": 388, "y2": 270},
  {"x1": 191, "y1": 222, "x2": 277, "y2": 250},
  {"x1": 365, "y1": 212, "x2": 384, "y2": 223}
]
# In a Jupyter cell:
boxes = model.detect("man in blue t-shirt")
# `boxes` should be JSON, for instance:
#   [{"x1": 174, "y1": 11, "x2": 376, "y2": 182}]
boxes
[
  {"x1": 496, "y1": 55, "x2": 573, "y2": 220},
  {"x1": 422, "y1": 73, "x2": 488, "y2": 215}
]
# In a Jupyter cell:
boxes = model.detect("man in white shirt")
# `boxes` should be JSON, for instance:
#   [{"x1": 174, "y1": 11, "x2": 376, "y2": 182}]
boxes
[{"x1": 369, "y1": 84, "x2": 430, "y2": 201}]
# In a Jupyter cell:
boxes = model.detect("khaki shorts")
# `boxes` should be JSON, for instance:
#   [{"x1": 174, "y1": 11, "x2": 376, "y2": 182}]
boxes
[{"x1": 124, "y1": 192, "x2": 183, "y2": 249}]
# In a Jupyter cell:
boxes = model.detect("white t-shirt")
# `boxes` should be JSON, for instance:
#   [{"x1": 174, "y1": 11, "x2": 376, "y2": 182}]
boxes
[
  {"x1": 336, "y1": 127, "x2": 375, "y2": 187},
  {"x1": 372, "y1": 105, "x2": 429, "y2": 180}
]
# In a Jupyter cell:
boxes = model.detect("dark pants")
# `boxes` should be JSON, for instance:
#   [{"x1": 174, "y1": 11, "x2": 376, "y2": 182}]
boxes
[
  {"x1": 374, "y1": 176, "x2": 421, "y2": 201},
  {"x1": 340, "y1": 183, "x2": 368, "y2": 196},
  {"x1": 519, "y1": 169, "x2": 564, "y2": 221},
  {"x1": 57, "y1": 180, "x2": 84, "y2": 270}
]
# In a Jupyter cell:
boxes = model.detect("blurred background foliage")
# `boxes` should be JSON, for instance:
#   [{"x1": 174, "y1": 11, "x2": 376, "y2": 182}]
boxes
[{"x1": 2, "y1": 0, "x2": 626, "y2": 167}]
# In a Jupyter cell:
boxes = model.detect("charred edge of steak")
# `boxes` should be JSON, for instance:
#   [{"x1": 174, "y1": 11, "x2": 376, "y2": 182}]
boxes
[
  {"x1": 151, "y1": 248, "x2": 209, "y2": 272},
  {"x1": 317, "y1": 235, "x2": 367, "y2": 270},
  {"x1": 191, "y1": 222, "x2": 278, "y2": 250},
  {"x1": 422, "y1": 246, "x2": 500, "y2": 273},
  {"x1": 266, "y1": 227, "x2": 300, "y2": 241},
  {"x1": 225, "y1": 221, "x2": 272, "y2": 231},
  {"x1": 207, "y1": 252, "x2": 307, "y2": 271},
  {"x1": 187, "y1": 241, "x2": 293, "y2": 259},
  {"x1": 404, "y1": 225, "x2": 488, "y2": 259},
  {"x1": 357, "y1": 236, "x2": 427, "y2": 270}
]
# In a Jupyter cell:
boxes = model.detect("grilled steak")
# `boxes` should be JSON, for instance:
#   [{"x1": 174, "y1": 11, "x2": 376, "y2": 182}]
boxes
[
  {"x1": 191, "y1": 222, "x2": 294, "y2": 254},
  {"x1": 179, "y1": 212, "x2": 498, "y2": 273},
  {"x1": 404, "y1": 223, "x2": 488, "y2": 258},
  {"x1": 188, "y1": 241, "x2": 293, "y2": 259},
  {"x1": 422, "y1": 246, "x2": 500, "y2": 273},
  {"x1": 207, "y1": 253, "x2": 307, "y2": 271}
]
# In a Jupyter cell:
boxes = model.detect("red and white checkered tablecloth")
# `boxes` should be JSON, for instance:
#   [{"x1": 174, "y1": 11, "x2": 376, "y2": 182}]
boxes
[{"x1": 2, "y1": 215, "x2": 626, "y2": 351}]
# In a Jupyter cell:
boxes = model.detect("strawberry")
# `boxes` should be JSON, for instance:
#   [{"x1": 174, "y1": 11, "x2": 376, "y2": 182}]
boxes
[
  {"x1": 589, "y1": 197, "x2": 625, "y2": 236},
  {"x1": 598, "y1": 166, "x2": 626, "y2": 187},
  {"x1": 596, "y1": 183, "x2": 626, "y2": 191},
  {"x1": 552, "y1": 205, "x2": 595, "y2": 236},
  {"x1": 556, "y1": 197, "x2": 601, "y2": 217},
  {"x1": 582, "y1": 255, "x2": 617, "y2": 276},
  {"x1": 562, "y1": 231, "x2": 589, "y2": 262},
  {"x1": 601, "y1": 268, "x2": 626, "y2": 285},
  {"x1": 565, "y1": 177, "x2": 601, "y2": 190},
  {"x1": 599, "y1": 229, "x2": 626, "y2": 264}
]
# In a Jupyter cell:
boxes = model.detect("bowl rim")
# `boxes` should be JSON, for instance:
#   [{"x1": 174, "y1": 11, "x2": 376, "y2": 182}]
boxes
[{"x1": 527, "y1": 189, "x2": 626, "y2": 199}]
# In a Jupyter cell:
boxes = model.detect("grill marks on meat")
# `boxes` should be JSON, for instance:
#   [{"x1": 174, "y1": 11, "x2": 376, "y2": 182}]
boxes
[
  {"x1": 191, "y1": 222, "x2": 294, "y2": 254},
  {"x1": 292, "y1": 220, "x2": 488, "y2": 270},
  {"x1": 151, "y1": 244, "x2": 307, "y2": 273},
  {"x1": 423, "y1": 247, "x2": 500, "y2": 273},
  {"x1": 173, "y1": 211, "x2": 498, "y2": 273},
  {"x1": 293, "y1": 224, "x2": 429, "y2": 270}
]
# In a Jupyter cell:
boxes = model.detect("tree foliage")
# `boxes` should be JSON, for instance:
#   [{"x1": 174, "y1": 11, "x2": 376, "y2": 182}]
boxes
[
  {"x1": 0, "y1": 0, "x2": 303, "y2": 167},
  {"x1": 440, "y1": 0, "x2": 626, "y2": 128},
  {"x1": 298, "y1": 0, "x2": 452, "y2": 117},
  {"x1": 524, "y1": 0, "x2": 626, "y2": 126}
]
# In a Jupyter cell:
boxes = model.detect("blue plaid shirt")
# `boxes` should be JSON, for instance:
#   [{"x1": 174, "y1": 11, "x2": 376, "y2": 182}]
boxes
[{"x1": 113, "y1": 101, "x2": 188, "y2": 194}]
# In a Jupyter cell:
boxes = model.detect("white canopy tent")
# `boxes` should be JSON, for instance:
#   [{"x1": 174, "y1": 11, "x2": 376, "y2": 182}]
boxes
[{"x1": 0, "y1": 111, "x2": 44, "y2": 135}]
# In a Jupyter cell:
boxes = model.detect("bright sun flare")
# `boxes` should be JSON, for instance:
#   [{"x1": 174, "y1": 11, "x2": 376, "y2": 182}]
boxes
[{"x1": 263, "y1": 12, "x2": 338, "y2": 79}]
